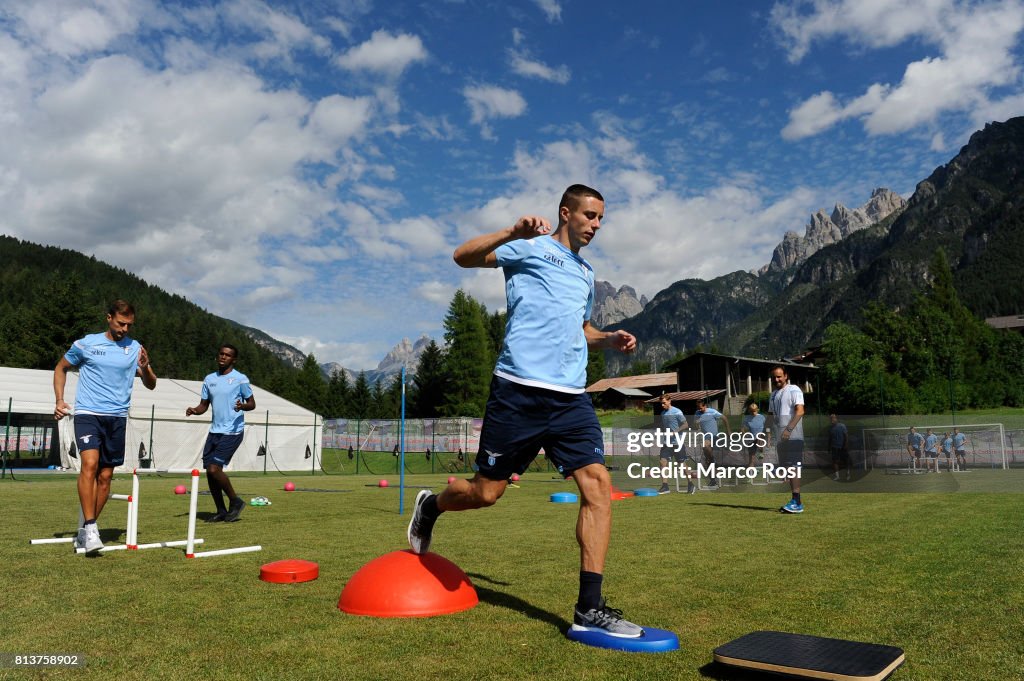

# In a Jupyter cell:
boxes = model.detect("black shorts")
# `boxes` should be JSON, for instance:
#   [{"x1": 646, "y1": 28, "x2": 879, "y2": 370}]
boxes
[
  {"x1": 202, "y1": 433, "x2": 244, "y2": 468},
  {"x1": 74, "y1": 414, "x2": 127, "y2": 467},
  {"x1": 777, "y1": 439, "x2": 804, "y2": 467},
  {"x1": 660, "y1": 445, "x2": 689, "y2": 462},
  {"x1": 476, "y1": 376, "x2": 604, "y2": 480},
  {"x1": 830, "y1": 446, "x2": 849, "y2": 465}
]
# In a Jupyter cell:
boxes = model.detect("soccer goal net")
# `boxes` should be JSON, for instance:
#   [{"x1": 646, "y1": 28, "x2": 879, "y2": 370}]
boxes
[{"x1": 860, "y1": 423, "x2": 1007, "y2": 470}]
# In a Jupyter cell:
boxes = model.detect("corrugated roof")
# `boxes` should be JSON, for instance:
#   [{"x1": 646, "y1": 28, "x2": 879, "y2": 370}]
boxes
[
  {"x1": 986, "y1": 315, "x2": 1024, "y2": 330},
  {"x1": 585, "y1": 373, "x2": 677, "y2": 393},
  {"x1": 644, "y1": 389, "x2": 726, "y2": 403},
  {"x1": 607, "y1": 387, "x2": 653, "y2": 398}
]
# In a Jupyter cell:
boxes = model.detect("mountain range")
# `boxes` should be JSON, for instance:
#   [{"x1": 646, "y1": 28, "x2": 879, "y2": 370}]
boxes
[{"x1": 604, "y1": 116, "x2": 1024, "y2": 373}]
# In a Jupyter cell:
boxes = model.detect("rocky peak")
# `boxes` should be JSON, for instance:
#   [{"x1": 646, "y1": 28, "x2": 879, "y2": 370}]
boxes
[
  {"x1": 592, "y1": 280, "x2": 648, "y2": 328},
  {"x1": 761, "y1": 188, "x2": 905, "y2": 274}
]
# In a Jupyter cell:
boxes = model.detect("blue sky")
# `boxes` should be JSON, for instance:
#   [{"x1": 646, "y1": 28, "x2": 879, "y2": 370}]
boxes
[{"x1": 2, "y1": 0, "x2": 1023, "y2": 370}]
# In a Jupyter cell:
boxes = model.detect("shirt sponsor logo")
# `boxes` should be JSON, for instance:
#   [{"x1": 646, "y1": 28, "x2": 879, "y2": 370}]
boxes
[{"x1": 543, "y1": 253, "x2": 565, "y2": 268}]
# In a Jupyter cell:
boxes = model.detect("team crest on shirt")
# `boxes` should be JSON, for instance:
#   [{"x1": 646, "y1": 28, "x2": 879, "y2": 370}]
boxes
[
  {"x1": 80, "y1": 435, "x2": 92, "y2": 444},
  {"x1": 124, "y1": 347, "x2": 130, "y2": 354},
  {"x1": 485, "y1": 450, "x2": 501, "y2": 467}
]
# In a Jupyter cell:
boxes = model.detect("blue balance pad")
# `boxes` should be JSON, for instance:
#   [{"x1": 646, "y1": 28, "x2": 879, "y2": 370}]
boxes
[
  {"x1": 550, "y1": 492, "x2": 578, "y2": 503},
  {"x1": 566, "y1": 626, "x2": 679, "y2": 653},
  {"x1": 634, "y1": 488, "x2": 660, "y2": 497}
]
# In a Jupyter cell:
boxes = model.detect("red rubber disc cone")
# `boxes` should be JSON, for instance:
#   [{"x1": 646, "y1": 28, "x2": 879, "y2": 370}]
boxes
[
  {"x1": 339, "y1": 550, "x2": 478, "y2": 617},
  {"x1": 260, "y1": 559, "x2": 319, "y2": 583}
]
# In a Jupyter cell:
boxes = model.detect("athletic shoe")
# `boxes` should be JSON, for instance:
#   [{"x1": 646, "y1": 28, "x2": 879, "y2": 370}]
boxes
[
  {"x1": 572, "y1": 598, "x2": 644, "y2": 638},
  {"x1": 72, "y1": 527, "x2": 85, "y2": 551},
  {"x1": 407, "y1": 489, "x2": 435, "y2": 555},
  {"x1": 205, "y1": 511, "x2": 227, "y2": 523},
  {"x1": 83, "y1": 524, "x2": 104, "y2": 554},
  {"x1": 686, "y1": 481, "x2": 696, "y2": 494},
  {"x1": 779, "y1": 500, "x2": 804, "y2": 514},
  {"x1": 658, "y1": 483, "x2": 670, "y2": 495},
  {"x1": 832, "y1": 473, "x2": 840, "y2": 481},
  {"x1": 224, "y1": 497, "x2": 245, "y2": 522}
]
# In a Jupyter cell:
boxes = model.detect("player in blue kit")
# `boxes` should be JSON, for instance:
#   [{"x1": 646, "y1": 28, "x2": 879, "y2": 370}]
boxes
[
  {"x1": 185, "y1": 344, "x2": 255, "y2": 522},
  {"x1": 408, "y1": 184, "x2": 644, "y2": 638},
  {"x1": 53, "y1": 300, "x2": 158, "y2": 554}
]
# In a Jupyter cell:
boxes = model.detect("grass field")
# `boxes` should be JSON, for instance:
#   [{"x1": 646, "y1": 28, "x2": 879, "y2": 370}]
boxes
[{"x1": 4, "y1": 470, "x2": 1023, "y2": 680}]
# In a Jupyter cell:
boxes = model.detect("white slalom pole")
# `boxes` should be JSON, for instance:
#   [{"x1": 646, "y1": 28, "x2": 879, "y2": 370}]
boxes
[
  {"x1": 191, "y1": 545, "x2": 262, "y2": 559},
  {"x1": 185, "y1": 469, "x2": 200, "y2": 558},
  {"x1": 128, "y1": 470, "x2": 140, "y2": 549},
  {"x1": 30, "y1": 537, "x2": 74, "y2": 545},
  {"x1": 136, "y1": 539, "x2": 204, "y2": 550}
]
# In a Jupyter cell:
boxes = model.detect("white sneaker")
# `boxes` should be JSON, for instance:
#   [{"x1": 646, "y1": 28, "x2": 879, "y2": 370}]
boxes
[
  {"x1": 83, "y1": 524, "x2": 104, "y2": 554},
  {"x1": 72, "y1": 527, "x2": 85, "y2": 552},
  {"x1": 832, "y1": 473, "x2": 840, "y2": 481}
]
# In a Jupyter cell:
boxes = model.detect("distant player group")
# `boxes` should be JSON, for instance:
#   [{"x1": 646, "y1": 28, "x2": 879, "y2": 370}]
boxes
[
  {"x1": 906, "y1": 425, "x2": 968, "y2": 471},
  {"x1": 54, "y1": 300, "x2": 255, "y2": 554}
]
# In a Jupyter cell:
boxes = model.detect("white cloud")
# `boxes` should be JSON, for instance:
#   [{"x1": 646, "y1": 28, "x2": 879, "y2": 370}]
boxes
[
  {"x1": 418, "y1": 280, "x2": 457, "y2": 306},
  {"x1": 774, "y1": 0, "x2": 1024, "y2": 139},
  {"x1": 509, "y1": 53, "x2": 571, "y2": 84},
  {"x1": 335, "y1": 30, "x2": 428, "y2": 77},
  {"x1": 463, "y1": 84, "x2": 527, "y2": 138},
  {"x1": 222, "y1": 0, "x2": 328, "y2": 60},
  {"x1": 309, "y1": 94, "x2": 374, "y2": 146},
  {"x1": 532, "y1": 0, "x2": 563, "y2": 23},
  {"x1": 4, "y1": 0, "x2": 144, "y2": 57}
]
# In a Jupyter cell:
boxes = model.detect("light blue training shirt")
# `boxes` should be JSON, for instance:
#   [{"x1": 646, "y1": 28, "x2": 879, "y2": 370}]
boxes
[
  {"x1": 64, "y1": 332, "x2": 142, "y2": 416},
  {"x1": 953, "y1": 432, "x2": 966, "y2": 451},
  {"x1": 201, "y1": 369, "x2": 254, "y2": 434},
  {"x1": 661, "y1": 406, "x2": 686, "y2": 432},
  {"x1": 925, "y1": 433, "x2": 938, "y2": 453},
  {"x1": 493, "y1": 236, "x2": 595, "y2": 393},
  {"x1": 696, "y1": 408, "x2": 723, "y2": 435},
  {"x1": 743, "y1": 412, "x2": 766, "y2": 434}
]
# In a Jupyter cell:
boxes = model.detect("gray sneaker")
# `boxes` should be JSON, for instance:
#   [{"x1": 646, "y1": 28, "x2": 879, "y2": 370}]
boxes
[
  {"x1": 571, "y1": 598, "x2": 644, "y2": 638},
  {"x1": 407, "y1": 490, "x2": 435, "y2": 555},
  {"x1": 72, "y1": 527, "x2": 85, "y2": 552},
  {"x1": 83, "y1": 524, "x2": 104, "y2": 554}
]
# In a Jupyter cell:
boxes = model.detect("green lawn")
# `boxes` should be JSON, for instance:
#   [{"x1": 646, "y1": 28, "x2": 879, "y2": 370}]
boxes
[{"x1": 3, "y1": 471, "x2": 1023, "y2": 680}]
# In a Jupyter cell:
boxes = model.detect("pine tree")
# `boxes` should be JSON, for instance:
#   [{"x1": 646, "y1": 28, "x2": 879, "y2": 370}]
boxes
[
  {"x1": 296, "y1": 354, "x2": 327, "y2": 415},
  {"x1": 350, "y1": 372, "x2": 373, "y2": 420},
  {"x1": 441, "y1": 290, "x2": 493, "y2": 416},
  {"x1": 586, "y1": 347, "x2": 607, "y2": 386},
  {"x1": 410, "y1": 340, "x2": 447, "y2": 417},
  {"x1": 325, "y1": 369, "x2": 351, "y2": 418}
]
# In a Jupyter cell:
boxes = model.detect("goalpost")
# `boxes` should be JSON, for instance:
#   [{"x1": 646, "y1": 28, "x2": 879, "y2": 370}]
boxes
[{"x1": 861, "y1": 423, "x2": 1007, "y2": 471}]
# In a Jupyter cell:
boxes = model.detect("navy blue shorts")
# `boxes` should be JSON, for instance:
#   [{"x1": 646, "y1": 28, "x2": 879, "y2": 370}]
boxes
[
  {"x1": 777, "y1": 439, "x2": 804, "y2": 467},
  {"x1": 202, "y1": 433, "x2": 243, "y2": 468},
  {"x1": 74, "y1": 415, "x2": 127, "y2": 467},
  {"x1": 476, "y1": 376, "x2": 605, "y2": 480}
]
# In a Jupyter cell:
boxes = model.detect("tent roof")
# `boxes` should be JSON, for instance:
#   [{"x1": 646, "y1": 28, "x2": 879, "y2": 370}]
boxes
[{"x1": 0, "y1": 367, "x2": 316, "y2": 425}]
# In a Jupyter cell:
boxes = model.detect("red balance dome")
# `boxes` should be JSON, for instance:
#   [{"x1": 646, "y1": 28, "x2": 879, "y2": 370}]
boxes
[{"x1": 339, "y1": 550, "x2": 478, "y2": 617}]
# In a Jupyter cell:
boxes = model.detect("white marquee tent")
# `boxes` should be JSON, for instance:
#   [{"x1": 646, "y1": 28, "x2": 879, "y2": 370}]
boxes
[{"x1": 0, "y1": 368, "x2": 322, "y2": 472}]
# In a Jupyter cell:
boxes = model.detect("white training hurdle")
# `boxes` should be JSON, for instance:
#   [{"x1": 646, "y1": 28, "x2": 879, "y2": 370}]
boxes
[
  {"x1": 30, "y1": 468, "x2": 206, "y2": 553},
  {"x1": 30, "y1": 467, "x2": 261, "y2": 558},
  {"x1": 182, "y1": 468, "x2": 262, "y2": 559}
]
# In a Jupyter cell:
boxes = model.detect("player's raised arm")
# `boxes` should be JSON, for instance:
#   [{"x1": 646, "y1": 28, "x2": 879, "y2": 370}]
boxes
[
  {"x1": 453, "y1": 216, "x2": 551, "y2": 268},
  {"x1": 583, "y1": 323, "x2": 637, "y2": 354}
]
